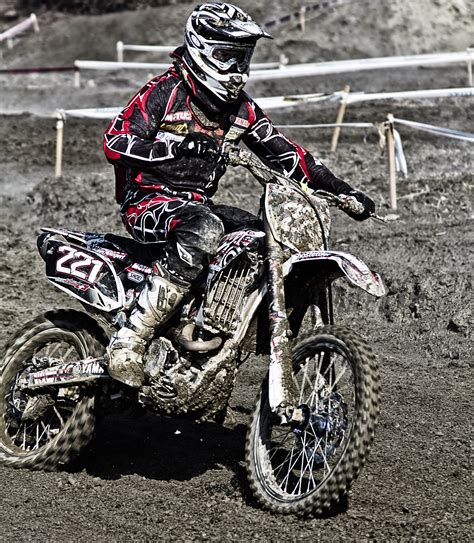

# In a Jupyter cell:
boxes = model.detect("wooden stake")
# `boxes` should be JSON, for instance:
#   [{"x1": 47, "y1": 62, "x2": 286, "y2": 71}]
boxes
[
  {"x1": 30, "y1": 14, "x2": 40, "y2": 33},
  {"x1": 330, "y1": 85, "x2": 350, "y2": 153},
  {"x1": 299, "y1": 6, "x2": 306, "y2": 33},
  {"x1": 55, "y1": 115, "x2": 64, "y2": 178},
  {"x1": 467, "y1": 48, "x2": 473, "y2": 87},
  {"x1": 117, "y1": 40, "x2": 124, "y2": 63},
  {"x1": 74, "y1": 67, "x2": 81, "y2": 88},
  {"x1": 385, "y1": 113, "x2": 397, "y2": 210}
]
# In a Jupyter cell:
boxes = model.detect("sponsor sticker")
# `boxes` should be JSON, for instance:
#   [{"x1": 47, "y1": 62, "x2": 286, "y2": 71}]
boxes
[
  {"x1": 164, "y1": 111, "x2": 192, "y2": 122},
  {"x1": 127, "y1": 270, "x2": 145, "y2": 283},
  {"x1": 234, "y1": 117, "x2": 250, "y2": 128}
]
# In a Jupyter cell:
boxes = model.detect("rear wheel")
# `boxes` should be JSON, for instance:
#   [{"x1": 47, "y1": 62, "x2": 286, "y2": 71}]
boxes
[
  {"x1": 245, "y1": 326, "x2": 379, "y2": 515},
  {"x1": 0, "y1": 310, "x2": 106, "y2": 470}
]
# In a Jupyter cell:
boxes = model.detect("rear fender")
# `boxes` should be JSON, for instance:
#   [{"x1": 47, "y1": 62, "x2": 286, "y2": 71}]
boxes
[
  {"x1": 283, "y1": 250, "x2": 386, "y2": 297},
  {"x1": 38, "y1": 232, "x2": 126, "y2": 312}
]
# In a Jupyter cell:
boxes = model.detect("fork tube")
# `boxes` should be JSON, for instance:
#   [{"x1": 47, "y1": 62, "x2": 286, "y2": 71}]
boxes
[{"x1": 264, "y1": 218, "x2": 295, "y2": 415}]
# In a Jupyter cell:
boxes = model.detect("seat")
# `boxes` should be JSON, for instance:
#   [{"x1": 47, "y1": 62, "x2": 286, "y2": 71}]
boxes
[{"x1": 103, "y1": 233, "x2": 165, "y2": 265}]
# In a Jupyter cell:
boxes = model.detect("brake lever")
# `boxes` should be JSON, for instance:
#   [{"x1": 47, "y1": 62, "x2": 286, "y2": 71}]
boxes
[{"x1": 369, "y1": 213, "x2": 388, "y2": 223}]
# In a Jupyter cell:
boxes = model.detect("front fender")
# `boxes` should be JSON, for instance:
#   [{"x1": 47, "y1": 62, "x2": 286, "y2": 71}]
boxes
[{"x1": 283, "y1": 250, "x2": 386, "y2": 297}]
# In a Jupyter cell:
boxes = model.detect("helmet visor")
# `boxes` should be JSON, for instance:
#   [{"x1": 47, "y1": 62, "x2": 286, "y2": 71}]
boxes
[{"x1": 210, "y1": 44, "x2": 254, "y2": 73}]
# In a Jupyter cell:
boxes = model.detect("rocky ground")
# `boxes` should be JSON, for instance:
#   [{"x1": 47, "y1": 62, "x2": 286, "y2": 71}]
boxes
[{"x1": 0, "y1": 1, "x2": 472, "y2": 540}]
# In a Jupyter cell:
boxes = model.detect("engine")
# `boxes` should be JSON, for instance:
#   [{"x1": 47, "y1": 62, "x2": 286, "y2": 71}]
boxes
[{"x1": 203, "y1": 250, "x2": 262, "y2": 334}]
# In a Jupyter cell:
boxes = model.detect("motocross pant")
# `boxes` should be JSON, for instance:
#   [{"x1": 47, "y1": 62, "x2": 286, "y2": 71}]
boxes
[
  {"x1": 109, "y1": 190, "x2": 261, "y2": 387},
  {"x1": 121, "y1": 190, "x2": 262, "y2": 283}
]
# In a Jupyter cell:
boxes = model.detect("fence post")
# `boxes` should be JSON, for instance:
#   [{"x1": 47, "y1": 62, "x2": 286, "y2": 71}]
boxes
[
  {"x1": 385, "y1": 113, "x2": 397, "y2": 210},
  {"x1": 330, "y1": 85, "x2": 350, "y2": 153},
  {"x1": 55, "y1": 113, "x2": 65, "y2": 178},
  {"x1": 73, "y1": 65, "x2": 81, "y2": 88},
  {"x1": 299, "y1": 6, "x2": 306, "y2": 33},
  {"x1": 30, "y1": 13, "x2": 40, "y2": 33},
  {"x1": 467, "y1": 48, "x2": 473, "y2": 87},
  {"x1": 117, "y1": 40, "x2": 124, "y2": 63},
  {"x1": 279, "y1": 53, "x2": 288, "y2": 68}
]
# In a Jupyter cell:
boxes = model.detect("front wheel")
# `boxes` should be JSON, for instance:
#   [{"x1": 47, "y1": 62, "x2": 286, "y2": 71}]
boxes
[
  {"x1": 0, "y1": 310, "x2": 106, "y2": 470},
  {"x1": 245, "y1": 325, "x2": 380, "y2": 516}
]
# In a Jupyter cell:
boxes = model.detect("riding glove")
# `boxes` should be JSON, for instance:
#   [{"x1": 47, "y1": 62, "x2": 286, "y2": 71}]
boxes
[
  {"x1": 341, "y1": 190, "x2": 376, "y2": 221},
  {"x1": 174, "y1": 133, "x2": 220, "y2": 160}
]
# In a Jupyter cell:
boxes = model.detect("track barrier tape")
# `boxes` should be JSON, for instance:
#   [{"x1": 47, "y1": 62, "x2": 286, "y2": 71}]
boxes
[
  {"x1": 393, "y1": 118, "x2": 474, "y2": 142},
  {"x1": 0, "y1": 66, "x2": 76, "y2": 74},
  {"x1": 346, "y1": 87, "x2": 474, "y2": 103},
  {"x1": 275, "y1": 122, "x2": 374, "y2": 128},
  {"x1": 250, "y1": 51, "x2": 474, "y2": 81},
  {"x1": 393, "y1": 129, "x2": 408, "y2": 177},
  {"x1": 0, "y1": 14, "x2": 39, "y2": 43}
]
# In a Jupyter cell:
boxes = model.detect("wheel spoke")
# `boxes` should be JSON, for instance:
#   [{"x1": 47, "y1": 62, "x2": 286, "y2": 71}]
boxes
[
  {"x1": 314, "y1": 435, "x2": 331, "y2": 474},
  {"x1": 53, "y1": 406, "x2": 65, "y2": 427},
  {"x1": 45, "y1": 342, "x2": 61, "y2": 358},
  {"x1": 34, "y1": 423, "x2": 40, "y2": 450},
  {"x1": 280, "y1": 447, "x2": 305, "y2": 492},
  {"x1": 302, "y1": 442, "x2": 317, "y2": 493},
  {"x1": 62, "y1": 345, "x2": 76, "y2": 362},
  {"x1": 305, "y1": 351, "x2": 325, "y2": 406},
  {"x1": 40, "y1": 421, "x2": 51, "y2": 442},
  {"x1": 11, "y1": 423, "x2": 22, "y2": 444},
  {"x1": 272, "y1": 445, "x2": 296, "y2": 481},
  {"x1": 329, "y1": 366, "x2": 347, "y2": 394},
  {"x1": 297, "y1": 358, "x2": 310, "y2": 404}
]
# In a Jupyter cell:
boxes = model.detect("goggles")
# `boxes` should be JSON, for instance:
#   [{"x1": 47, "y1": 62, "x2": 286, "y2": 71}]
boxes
[{"x1": 209, "y1": 44, "x2": 254, "y2": 73}]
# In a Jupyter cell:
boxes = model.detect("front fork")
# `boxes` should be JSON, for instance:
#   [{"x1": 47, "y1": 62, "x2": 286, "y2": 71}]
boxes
[{"x1": 264, "y1": 220, "x2": 303, "y2": 424}]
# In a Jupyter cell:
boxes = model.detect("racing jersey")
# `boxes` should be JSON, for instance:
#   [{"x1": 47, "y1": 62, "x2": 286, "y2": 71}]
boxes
[{"x1": 104, "y1": 56, "x2": 352, "y2": 205}]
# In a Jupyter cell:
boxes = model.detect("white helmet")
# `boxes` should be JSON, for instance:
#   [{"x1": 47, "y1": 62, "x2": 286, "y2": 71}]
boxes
[{"x1": 183, "y1": 3, "x2": 271, "y2": 102}]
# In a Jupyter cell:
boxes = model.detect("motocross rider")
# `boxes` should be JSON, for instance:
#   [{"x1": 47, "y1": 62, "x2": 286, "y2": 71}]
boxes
[{"x1": 103, "y1": 2, "x2": 375, "y2": 388}]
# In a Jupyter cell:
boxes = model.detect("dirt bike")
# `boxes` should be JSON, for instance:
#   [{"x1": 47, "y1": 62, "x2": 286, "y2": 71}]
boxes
[{"x1": 0, "y1": 145, "x2": 385, "y2": 516}]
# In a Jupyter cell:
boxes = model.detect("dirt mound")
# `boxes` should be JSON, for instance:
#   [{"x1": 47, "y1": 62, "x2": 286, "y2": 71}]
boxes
[{"x1": 1, "y1": 0, "x2": 472, "y2": 69}]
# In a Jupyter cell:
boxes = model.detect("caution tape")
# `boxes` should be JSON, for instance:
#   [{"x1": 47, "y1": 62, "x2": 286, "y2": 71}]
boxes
[
  {"x1": 250, "y1": 51, "x2": 474, "y2": 81},
  {"x1": 393, "y1": 118, "x2": 474, "y2": 142},
  {"x1": 346, "y1": 87, "x2": 474, "y2": 104},
  {"x1": 275, "y1": 122, "x2": 373, "y2": 128},
  {"x1": 54, "y1": 93, "x2": 344, "y2": 119},
  {"x1": 393, "y1": 129, "x2": 408, "y2": 177},
  {"x1": 56, "y1": 107, "x2": 121, "y2": 119},
  {"x1": 74, "y1": 60, "x2": 170, "y2": 71},
  {"x1": 0, "y1": 66, "x2": 76, "y2": 74}
]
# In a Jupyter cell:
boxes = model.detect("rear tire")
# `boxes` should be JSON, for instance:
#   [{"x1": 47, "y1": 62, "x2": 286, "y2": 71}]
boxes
[
  {"x1": 0, "y1": 310, "x2": 106, "y2": 470},
  {"x1": 245, "y1": 325, "x2": 380, "y2": 516}
]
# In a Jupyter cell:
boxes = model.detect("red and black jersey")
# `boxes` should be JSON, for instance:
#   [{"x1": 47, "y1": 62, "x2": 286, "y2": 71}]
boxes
[{"x1": 104, "y1": 58, "x2": 352, "y2": 205}]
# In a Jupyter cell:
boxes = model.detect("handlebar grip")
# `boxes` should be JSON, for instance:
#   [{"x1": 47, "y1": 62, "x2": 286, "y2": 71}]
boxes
[{"x1": 338, "y1": 195, "x2": 365, "y2": 215}]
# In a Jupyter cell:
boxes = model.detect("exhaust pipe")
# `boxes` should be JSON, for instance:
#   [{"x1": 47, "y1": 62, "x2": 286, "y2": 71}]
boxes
[{"x1": 176, "y1": 323, "x2": 222, "y2": 352}]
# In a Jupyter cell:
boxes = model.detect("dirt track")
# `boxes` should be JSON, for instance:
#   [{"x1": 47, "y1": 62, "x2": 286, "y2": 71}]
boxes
[{"x1": 0, "y1": 1, "x2": 473, "y2": 540}]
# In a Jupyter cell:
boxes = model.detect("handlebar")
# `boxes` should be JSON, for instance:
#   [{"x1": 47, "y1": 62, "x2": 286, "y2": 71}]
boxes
[
  {"x1": 312, "y1": 190, "x2": 387, "y2": 223},
  {"x1": 221, "y1": 144, "x2": 387, "y2": 223}
]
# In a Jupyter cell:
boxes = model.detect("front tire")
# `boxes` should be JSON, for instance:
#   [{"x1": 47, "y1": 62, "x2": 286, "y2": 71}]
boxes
[
  {"x1": 0, "y1": 310, "x2": 106, "y2": 470},
  {"x1": 245, "y1": 325, "x2": 380, "y2": 515}
]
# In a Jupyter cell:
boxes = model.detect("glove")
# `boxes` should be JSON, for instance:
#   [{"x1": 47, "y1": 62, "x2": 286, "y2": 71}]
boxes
[
  {"x1": 340, "y1": 190, "x2": 375, "y2": 221},
  {"x1": 174, "y1": 133, "x2": 220, "y2": 160}
]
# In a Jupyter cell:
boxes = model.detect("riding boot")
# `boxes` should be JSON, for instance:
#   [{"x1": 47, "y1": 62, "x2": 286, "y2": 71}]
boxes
[{"x1": 107, "y1": 270, "x2": 188, "y2": 388}]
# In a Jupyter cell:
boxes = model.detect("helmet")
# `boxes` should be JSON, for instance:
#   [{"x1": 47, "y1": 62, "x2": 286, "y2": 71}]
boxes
[{"x1": 183, "y1": 3, "x2": 271, "y2": 103}]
